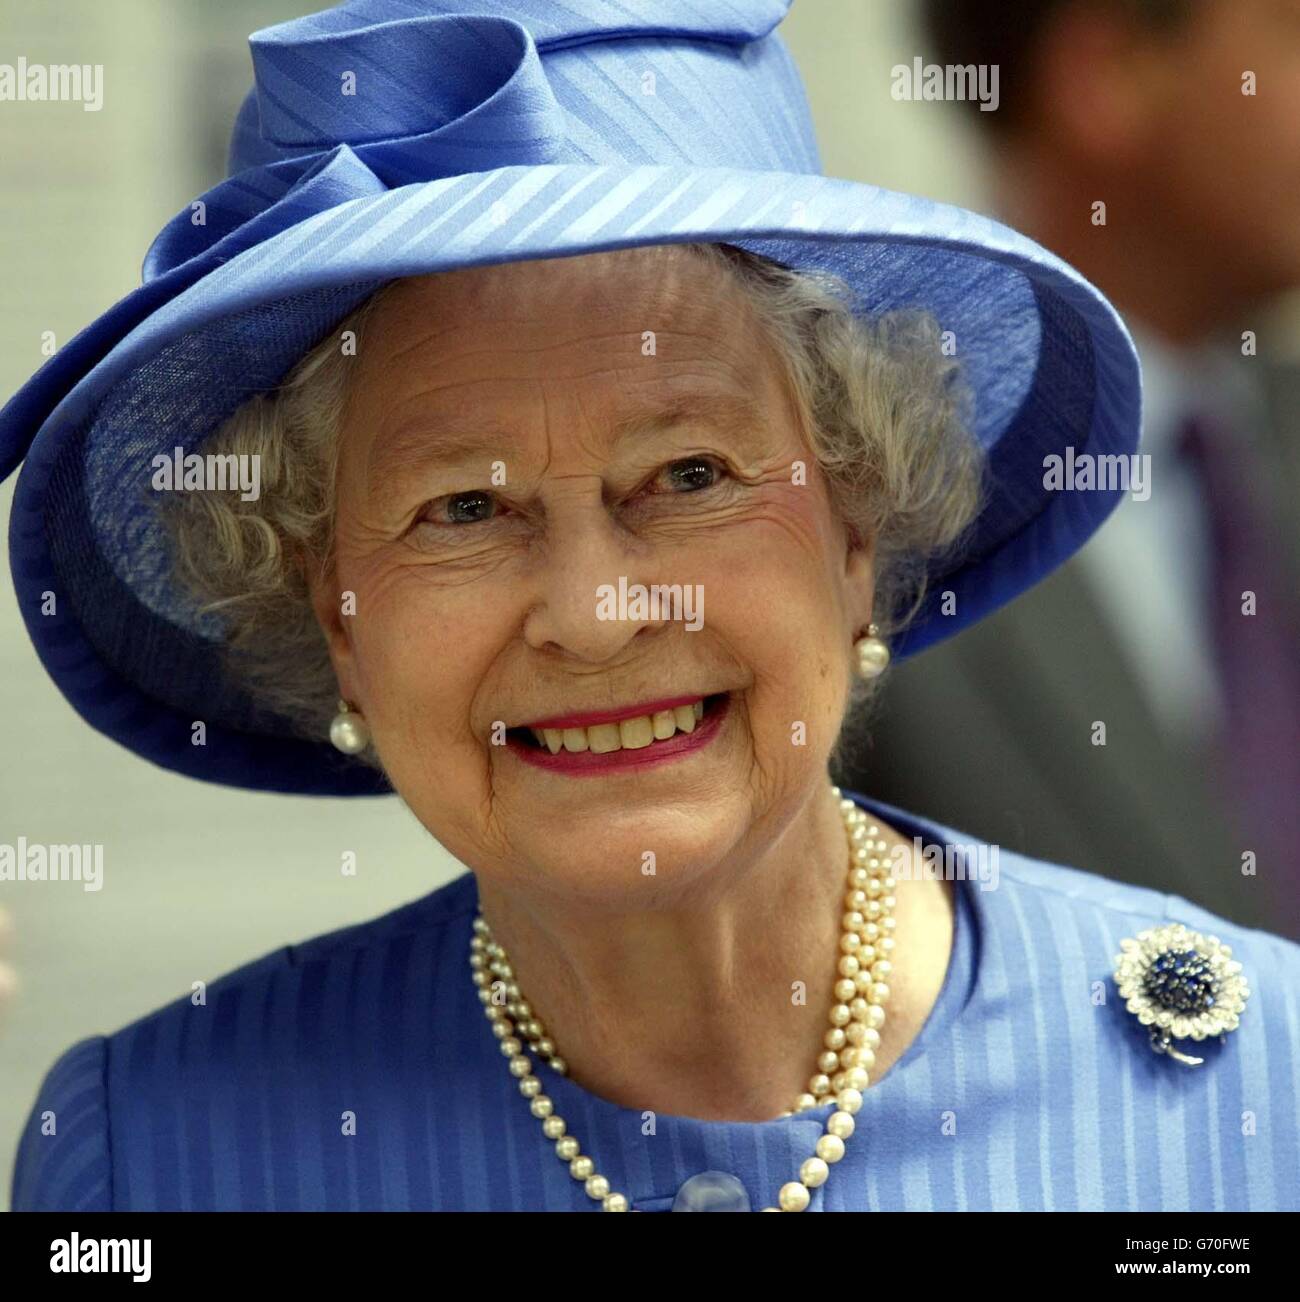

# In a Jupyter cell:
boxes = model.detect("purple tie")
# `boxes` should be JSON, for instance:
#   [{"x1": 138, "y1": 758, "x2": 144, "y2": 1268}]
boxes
[{"x1": 1178, "y1": 414, "x2": 1300, "y2": 932}]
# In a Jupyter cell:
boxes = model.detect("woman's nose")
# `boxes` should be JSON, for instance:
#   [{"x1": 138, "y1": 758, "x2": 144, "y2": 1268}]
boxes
[{"x1": 521, "y1": 495, "x2": 675, "y2": 663}]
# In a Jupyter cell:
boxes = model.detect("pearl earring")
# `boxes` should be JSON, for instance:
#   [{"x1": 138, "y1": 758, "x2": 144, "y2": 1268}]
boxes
[
  {"x1": 854, "y1": 623, "x2": 890, "y2": 680},
  {"x1": 329, "y1": 699, "x2": 370, "y2": 754}
]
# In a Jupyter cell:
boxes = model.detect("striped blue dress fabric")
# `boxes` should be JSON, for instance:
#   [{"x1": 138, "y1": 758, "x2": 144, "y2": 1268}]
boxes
[{"x1": 13, "y1": 790, "x2": 1300, "y2": 1211}]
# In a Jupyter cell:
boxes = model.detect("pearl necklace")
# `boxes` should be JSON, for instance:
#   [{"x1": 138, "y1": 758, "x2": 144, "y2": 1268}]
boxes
[{"x1": 467, "y1": 785, "x2": 898, "y2": 1211}]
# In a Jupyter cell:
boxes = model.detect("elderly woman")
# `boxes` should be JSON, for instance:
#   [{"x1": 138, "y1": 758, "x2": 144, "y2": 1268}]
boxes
[{"x1": 7, "y1": 1, "x2": 1300, "y2": 1213}]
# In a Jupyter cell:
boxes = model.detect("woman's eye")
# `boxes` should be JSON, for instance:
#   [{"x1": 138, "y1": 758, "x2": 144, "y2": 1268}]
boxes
[
  {"x1": 430, "y1": 490, "x2": 498, "y2": 525},
  {"x1": 653, "y1": 457, "x2": 724, "y2": 493},
  {"x1": 414, "y1": 460, "x2": 727, "y2": 538}
]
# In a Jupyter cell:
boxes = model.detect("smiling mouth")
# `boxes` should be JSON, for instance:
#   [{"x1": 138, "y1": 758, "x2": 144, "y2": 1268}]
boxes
[{"x1": 507, "y1": 692, "x2": 728, "y2": 756}]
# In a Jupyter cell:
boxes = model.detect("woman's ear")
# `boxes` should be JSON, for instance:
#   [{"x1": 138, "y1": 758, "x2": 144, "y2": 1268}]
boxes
[
  {"x1": 844, "y1": 524, "x2": 877, "y2": 628},
  {"x1": 302, "y1": 547, "x2": 358, "y2": 699}
]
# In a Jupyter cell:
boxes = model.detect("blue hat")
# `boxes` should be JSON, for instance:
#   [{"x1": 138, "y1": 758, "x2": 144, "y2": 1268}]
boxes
[{"x1": 1, "y1": 0, "x2": 1139, "y2": 796}]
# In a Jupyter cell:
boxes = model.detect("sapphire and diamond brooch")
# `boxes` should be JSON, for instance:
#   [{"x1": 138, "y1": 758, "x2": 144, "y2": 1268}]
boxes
[{"x1": 1112, "y1": 924, "x2": 1250, "y2": 1066}]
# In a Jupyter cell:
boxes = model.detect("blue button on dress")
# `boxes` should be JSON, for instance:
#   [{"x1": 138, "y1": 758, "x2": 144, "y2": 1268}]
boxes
[{"x1": 671, "y1": 1171, "x2": 751, "y2": 1212}]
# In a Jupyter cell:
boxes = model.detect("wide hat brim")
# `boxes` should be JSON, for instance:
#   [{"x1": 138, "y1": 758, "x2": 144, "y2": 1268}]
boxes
[{"x1": 2, "y1": 162, "x2": 1140, "y2": 795}]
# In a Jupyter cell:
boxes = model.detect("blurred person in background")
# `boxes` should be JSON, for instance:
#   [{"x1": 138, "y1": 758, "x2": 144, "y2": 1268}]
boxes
[{"x1": 848, "y1": 0, "x2": 1300, "y2": 938}]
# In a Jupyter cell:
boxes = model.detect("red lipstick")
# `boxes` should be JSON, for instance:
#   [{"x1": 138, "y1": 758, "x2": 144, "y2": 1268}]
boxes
[{"x1": 507, "y1": 694, "x2": 729, "y2": 776}]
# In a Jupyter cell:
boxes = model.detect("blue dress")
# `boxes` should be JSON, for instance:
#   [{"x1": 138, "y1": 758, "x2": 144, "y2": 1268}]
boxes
[{"x1": 12, "y1": 791, "x2": 1300, "y2": 1211}]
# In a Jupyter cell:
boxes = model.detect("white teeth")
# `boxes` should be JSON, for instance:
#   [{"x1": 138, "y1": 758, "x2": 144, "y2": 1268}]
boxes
[
  {"x1": 522, "y1": 697, "x2": 716, "y2": 754},
  {"x1": 651, "y1": 709, "x2": 677, "y2": 740},
  {"x1": 587, "y1": 723, "x2": 622, "y2": 754},
  {"x1": 619, "y1": 716, "x2": 655, "y2": 749}
]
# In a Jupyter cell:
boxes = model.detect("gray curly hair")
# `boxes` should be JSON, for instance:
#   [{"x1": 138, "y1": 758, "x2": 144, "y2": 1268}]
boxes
[{"x1": 164, "y1": 243, "x2": 985, "y2": 766}]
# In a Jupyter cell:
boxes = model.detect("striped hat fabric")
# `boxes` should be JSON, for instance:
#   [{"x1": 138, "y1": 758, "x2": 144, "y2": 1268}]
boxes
[{"x1": 0, "y1": 0, "x2": 1141, "y2": 795}]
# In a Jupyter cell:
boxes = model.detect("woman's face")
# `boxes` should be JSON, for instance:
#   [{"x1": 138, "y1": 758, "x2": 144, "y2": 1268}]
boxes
[{"x1": 313, "y1": 245, "x2": 875, "y2": 906}]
